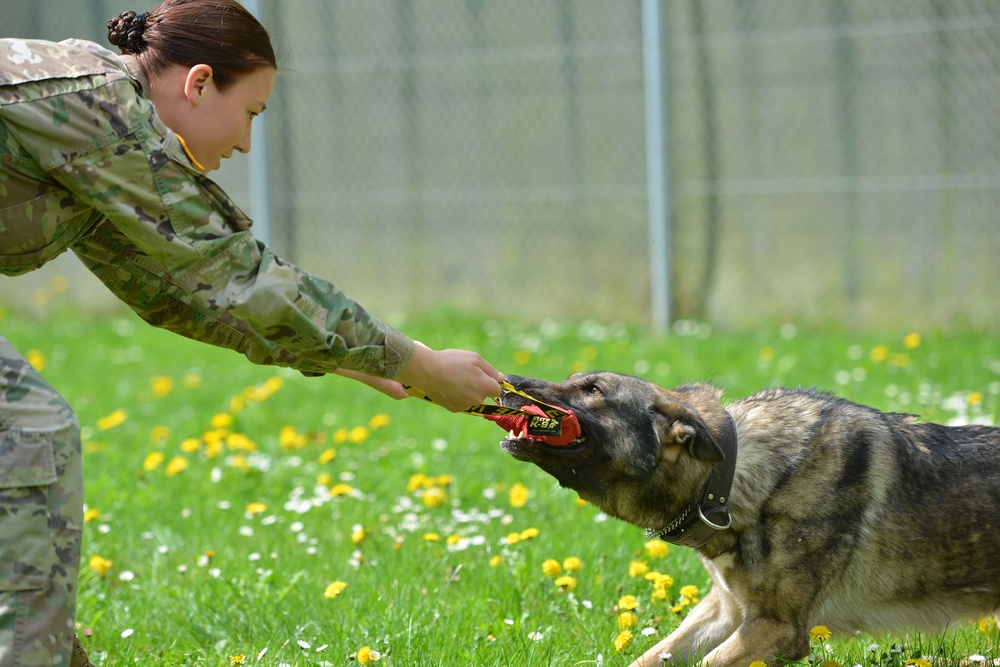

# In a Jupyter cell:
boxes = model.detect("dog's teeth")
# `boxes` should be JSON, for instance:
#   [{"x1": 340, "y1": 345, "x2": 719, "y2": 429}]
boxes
[{"x1": 509, "y1": 430, "x2": 516, "y2": 438}]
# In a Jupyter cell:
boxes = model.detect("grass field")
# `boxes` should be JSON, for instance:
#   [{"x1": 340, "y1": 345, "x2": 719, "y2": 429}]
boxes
[{"x1": 3, "y1": 305, "x2": 999, "y2": 666}]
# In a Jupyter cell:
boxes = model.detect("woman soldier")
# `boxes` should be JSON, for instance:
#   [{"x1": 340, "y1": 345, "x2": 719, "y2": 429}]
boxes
[{"x1": 0, "y1": 1, "x2": 503, "y2": 664}]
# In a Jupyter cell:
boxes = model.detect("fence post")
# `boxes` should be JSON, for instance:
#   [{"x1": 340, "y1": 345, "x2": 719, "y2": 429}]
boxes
[
  {"x1": 244, "y1": 0, "x2": 271, "y2": 246},
  {"x1": 642, "y1": 0, "x2": 672, "y2": 333}
]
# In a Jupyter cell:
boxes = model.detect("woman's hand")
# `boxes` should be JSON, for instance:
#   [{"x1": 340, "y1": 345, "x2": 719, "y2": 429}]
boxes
[{"x1": 392, "y1": 343, "x2": 504, "y2": 412}]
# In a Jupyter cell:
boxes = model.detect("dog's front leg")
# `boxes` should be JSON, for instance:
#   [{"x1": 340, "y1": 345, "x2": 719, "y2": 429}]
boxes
[
  {"x1": 698, "y1": 617, "x2": 809, "y2": 667},
  {"x1": 627, "y1": 587, "x2": 741, "y2": 667}
]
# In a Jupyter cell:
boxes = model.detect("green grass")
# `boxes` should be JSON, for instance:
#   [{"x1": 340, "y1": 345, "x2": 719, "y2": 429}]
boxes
[{"x1": 2, "y1": 305, "x2": 999, "y2": 667}]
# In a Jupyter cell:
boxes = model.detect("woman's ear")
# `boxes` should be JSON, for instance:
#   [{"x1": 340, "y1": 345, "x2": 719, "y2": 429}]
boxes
[{"x1": 182, "y1": 64, "x2": 215, "y2": 106}]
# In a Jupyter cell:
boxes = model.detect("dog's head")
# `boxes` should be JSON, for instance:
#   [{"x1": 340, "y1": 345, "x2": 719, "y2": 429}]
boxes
[{"x1": 498, "y1": 372, "x2": 733, "y2": 531}]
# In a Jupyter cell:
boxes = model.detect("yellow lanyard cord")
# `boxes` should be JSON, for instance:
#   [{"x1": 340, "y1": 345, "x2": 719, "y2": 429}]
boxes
[
  {"x1": 174, "y1": 133, "x2": 206, "y2": 173},
  {"x1": 403, "y1": 380, "x2": 570, "y2": 436}
]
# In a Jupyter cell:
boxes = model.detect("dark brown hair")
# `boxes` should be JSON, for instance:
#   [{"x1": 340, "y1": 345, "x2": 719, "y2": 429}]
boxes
[{"x1": 107, "y1": 0, "x2": 276, "y2": 91}]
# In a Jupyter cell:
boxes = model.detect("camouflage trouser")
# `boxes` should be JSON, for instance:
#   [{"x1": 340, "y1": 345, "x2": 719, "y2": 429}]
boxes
[{"x1": 0, "y1": 335, "x2": 82, "y2": 667}]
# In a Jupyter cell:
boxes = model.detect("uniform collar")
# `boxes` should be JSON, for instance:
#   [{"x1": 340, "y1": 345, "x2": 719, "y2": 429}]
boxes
[{"x1": 120, "y1": 54, "x2": 149, "y2": 96}]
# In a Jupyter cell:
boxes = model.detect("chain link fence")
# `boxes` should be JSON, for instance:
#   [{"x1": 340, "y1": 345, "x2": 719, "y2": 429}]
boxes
[{"x1": 4, "y1": 1, "x2": 1000, "y2": 331}]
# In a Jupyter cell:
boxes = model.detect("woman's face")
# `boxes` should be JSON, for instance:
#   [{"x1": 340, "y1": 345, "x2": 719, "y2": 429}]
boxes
[{"x1": 153, "y1": 64, "x2": 276, "y2": 173}]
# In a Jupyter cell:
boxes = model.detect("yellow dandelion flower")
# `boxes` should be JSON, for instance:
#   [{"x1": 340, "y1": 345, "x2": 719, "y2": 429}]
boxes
[
  {"x1": 143, "y1": 451, "x2": 164, "y2": 472},
  {"x1": 180, "y1": 438, "x2": 202, "y2": 453},
  {"x1": 969, "y1": 391, "x2": 984, "y2": 406},
  {"x1": 554, "y1": 575, "x2": 577, "y2": 592},
  {"x1": 226, "y1": 433, "x2": 256, "y2": 451},
  {"x1": 870, "y1": 345, "x2": 890, "y2": 363},
  {"x1": 149, "y1": 425, "x2": 172, "y2": 445},
  {"x1": 436, "y1": 474, "x2": 455, "y2": 486},
  {"x1": 50, "y1": 274, "x2": 69, "y2": 292},
  {"x1": 210, "y1": 413, "x2": 233, "y2": 429},
  {"x1": 279, "y1": 425, "x2": 307, "y2": 450},
  {"x1": 205, "y1": 439, "x2": 223, "y2": 459},
  {"x1": 245, "y1": 502, "x2": 266, "y2": 516},
  {"x1": 96, "y1": 409, "x2": 127, "y2": 431},
  {"x1": 407, "y1": 473, "x2": 428, "y2": 492},
  {"x1": 83, "y1": 508, "x2": 100, "y2": 523},
  {"x1": 618, "y1": 595, "x2": 639, "y2": 611},
  {"x1": 679, "y1": 584, "x2": 699, "y2": 599},
  {"x1": 228, "y1": 394, "x2": 245, "y2": 413},
  {"x1": 422, "y1": 486, "x2": 448, "y2": 508},
  {"x1": 228, "y1": 454, "x2": 250, "y2": 473},
  {"x1": 165, "y1": 456, "x2": 189, "y2": 477},
  {"x1": 446, "y1": 534, "x2": 463, "y2": 547},
  {"x1": 519, "y1": 527, "x2": 539, "y2": 540},
  {"x1": 613, "y1": 630, "x2": 633, "y2": 652},
  {"x1": 647, "y1": 572, "x2": 674, "y2": 592},
  {"x1": 352, "y1": 527, "x2": 367, "y2": 544},
  {"x1": 262, "y1": 376, "x2": 283, "y2": 396},
  {"x1": 150, "y1": 375, "x2": 174, "y2": 398},
  {"x1": 333, "y1": 428, "x2": 348, "y2": 444},
  {"x1": 490, "y1": 555, "x2": 503, "y2": 567},
  {"x1": 979, "y1": 616, "x2": 998, "y2": 633},
  {"x1": 319, "y1": 448, "x2": 337, "y2": 464},
  {"x1": 509, "y1": 482, "x2": 529, "y2": 508},
  {"x1": 903, "y1": 332, "x2": 922, "y2": 349},
  {"x1": 513, "y1": 350, "x2": 532, "y2": 365},
  {"x1": 356, "y1": 646, "x2": 379, "y2": 664},
  {"x1": 31, "y1": 288, "x2": 50, "y2": 307},
  {"x1": 26, "y1": 349, "x2": 46, "y2": 372},
  {"x1": 369, "y1": 413, "x2": 390, "y2": 429},
  {"x1": 349, "y1": 425, "x2": 370, "y2": 444},
  {"x1": 324, "y1": 580, "x2": 347, "y2": 599},
  {"x1": 317, "y1": 472, "x2": 333, "y2": 487},
  {"x1": 88, "y1": 554, "x2": 113, "y2": 579},
  {"x1": 504, "y1": 532, "x2": 521, "y2": 545},
  {"x1": 330, "y1": 483, "x2": 355, "y2": 496},
  {"x1": 904, "y1": 660, "x2": 932, "y2": 667},
  {"x1": 203, "y1": 428, "x2": 227, "y2": 447},
  {"x1": 749, "y1": 661, "x2": 768, "y2": 667},
  {"x1": 542, "y1": 559, "x2": 562, "y2": 578},
  {"x1": 229, "y1": 655, "x2": 244, "y2": 665},
  {"x1": 617, "y1": 611, "x2": 637, "y2": 629},
  {"x1": 810, "y1": 625, "x2": 832, "y2": 642},
  {"x1": 628, "y1": 560, "x2": 650, "y2": 577},
  {"x1": 889, "y1": 353, "x2": 911, "y2": 368},
  {"x1": 650, "y1": 587, "x2": 669, "y2": 602},
  {"x1": 423, "y1": 533, "x2": 440, "y2": 542},
  {"x1": 562, "y1": 556, "x2": 583, "y2": 572},
  {"x1": 644, "y1": 539, "x2": 669, "y2": 559}
]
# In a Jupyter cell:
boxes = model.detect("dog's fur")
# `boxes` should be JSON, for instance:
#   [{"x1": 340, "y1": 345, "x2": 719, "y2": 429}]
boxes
[{"x1": 497, "y1": 372, "x2": 1000, "y2": 667}]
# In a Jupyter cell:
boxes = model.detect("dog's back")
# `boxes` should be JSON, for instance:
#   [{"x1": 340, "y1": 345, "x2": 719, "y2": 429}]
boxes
[{"x1": 723, "y1": 388, "x2": 1000, "y2": 633}]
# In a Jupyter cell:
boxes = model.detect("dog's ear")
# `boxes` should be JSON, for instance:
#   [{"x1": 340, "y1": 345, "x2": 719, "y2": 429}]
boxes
[{"x1": 652, "y1": 388, "x2": 725, "y2": 463}]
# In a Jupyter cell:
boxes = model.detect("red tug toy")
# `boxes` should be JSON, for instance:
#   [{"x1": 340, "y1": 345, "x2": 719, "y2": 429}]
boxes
[{"x1": 484, "y1": 404, "x2": 582, "y2": 446}]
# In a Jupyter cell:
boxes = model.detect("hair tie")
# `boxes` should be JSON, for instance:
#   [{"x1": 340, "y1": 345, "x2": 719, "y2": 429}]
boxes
[{"x1": 107, "y1": 10, "x2": 149, "y2": 55}]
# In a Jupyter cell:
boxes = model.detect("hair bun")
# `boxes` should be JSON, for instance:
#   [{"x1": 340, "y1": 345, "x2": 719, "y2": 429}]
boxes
[{"x1": 107, "y1": 10, "x2": 149, "y2": 55}]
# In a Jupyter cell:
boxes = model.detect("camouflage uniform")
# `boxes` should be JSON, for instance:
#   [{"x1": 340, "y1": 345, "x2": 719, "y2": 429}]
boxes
[{"x1": 0, "y1": 38, "x2": 415, "y2": 665}]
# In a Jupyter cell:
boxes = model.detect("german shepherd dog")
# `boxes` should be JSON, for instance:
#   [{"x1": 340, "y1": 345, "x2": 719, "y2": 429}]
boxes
[{"x1": 497, "y1": 372, "x2": 1000, "y2": 667}]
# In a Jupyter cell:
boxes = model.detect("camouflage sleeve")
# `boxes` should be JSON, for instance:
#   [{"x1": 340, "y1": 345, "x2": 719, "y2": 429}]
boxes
[
  {"x1": 3, "y1": 46, "x2": 413, "y2": 378},
  {"x1": 72, "y1": 220, "x2": 335, "y2": 376}
]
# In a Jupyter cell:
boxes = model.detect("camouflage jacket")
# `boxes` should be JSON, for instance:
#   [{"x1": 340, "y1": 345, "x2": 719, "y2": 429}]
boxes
[{"x1": 0, "y1": 38, "x2": 413, "y2": 378}]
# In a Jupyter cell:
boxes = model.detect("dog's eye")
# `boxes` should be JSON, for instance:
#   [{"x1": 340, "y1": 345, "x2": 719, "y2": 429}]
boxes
[{"x1": 588, "y1": 384, "x2": 603, "y2": 396}]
